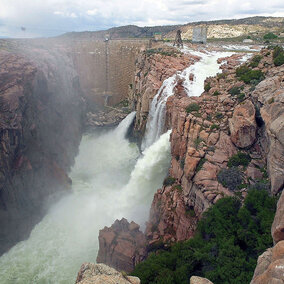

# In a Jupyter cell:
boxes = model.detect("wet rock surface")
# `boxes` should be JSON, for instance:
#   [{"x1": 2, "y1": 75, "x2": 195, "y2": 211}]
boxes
[{"x1": 0, "y1": 46, "x2": 85, "y2": 255}]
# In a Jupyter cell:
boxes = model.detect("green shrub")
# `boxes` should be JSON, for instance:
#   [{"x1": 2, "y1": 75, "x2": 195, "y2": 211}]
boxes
[
  {"x1": 240, "y1": 70, "x2": 264, "y2": 84},
  {"x1": 236, "y1": 65, "x2": 250, "y2": 77},
  {"x1": 210, "y1": 124, "x2": 220, "y2": 131},
  {"x1": 274, "y1": 53, "x2": 284, "y2": 66},
  {"x1": 186, "y1": 103, "x2": 200, "y2": 113},
  {"x1": 217, "y1": 72, "x2": 227, "y2": 80},
  {"x1": 215, "y1": 112, "x2": 223, "y2": 120},
  {"x1": 237, "y1": 93, "x2": 245, "y2": 102},
  {"x1": 132, "y1": 190, "x2": 277, "y2": 284},
  {"x1": 236, "y1": 65, "x2": 264, "y2": 85},
  {"x1": 228, "y1": 152, "x2": 251, "y2": 168},
  {"x1": 263, "y1": 32, "x2": 278, "y2": 40},
  {"x1": 217, "y1": 167, "x2": 243, "y2": 190},
  {"x1": 194, "y1": 137, "x2": 203, "y2": 149},
  {"x1": 228, "y1": 86, "x2": 241, "y2": 96},
  {"x1": 273, "y1": 46, "x2": 283, "y2": 59},
  {"x1": 163, "y1": 176, "x2": 176, "y2": 186},
  {"x1": 204, "y1": 82, "x2": 211, "y2": 92},
  {"x1": 249, "y1": 55, "x2": 262, "y2": 68},
  {"x1": 196, "y1": 158, "x2": 207, "y2": 172},
  {"x1": 213, "y1": 90, "x2": 220, "y2": 96}
]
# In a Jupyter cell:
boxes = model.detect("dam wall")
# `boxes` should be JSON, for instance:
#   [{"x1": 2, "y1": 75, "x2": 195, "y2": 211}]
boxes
[{"x1": 70, "y1": 39, "x2": 150, "y2": 107}]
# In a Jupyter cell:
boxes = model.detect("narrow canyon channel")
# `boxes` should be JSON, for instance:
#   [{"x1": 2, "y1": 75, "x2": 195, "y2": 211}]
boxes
[{"x1": 0, "y1": 47, "x2": 245, "y2": 283}]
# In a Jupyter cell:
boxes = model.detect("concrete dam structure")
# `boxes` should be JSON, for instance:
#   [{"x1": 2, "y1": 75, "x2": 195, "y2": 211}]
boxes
[
  {"x1": 70, "y1": 39, "x2": 150, "y2": 107},
  {"x1": 192, "y1": 26, "x2": 208, "y2": 44}
]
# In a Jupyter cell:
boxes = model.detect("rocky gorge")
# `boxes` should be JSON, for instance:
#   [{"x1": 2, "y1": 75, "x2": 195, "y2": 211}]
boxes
[
  {"x1": 94, "y1": 45, "x2": 284, "y2": 283},
  {"x1": 0, "y1": 34, "x2": 283, "y2": 284}
]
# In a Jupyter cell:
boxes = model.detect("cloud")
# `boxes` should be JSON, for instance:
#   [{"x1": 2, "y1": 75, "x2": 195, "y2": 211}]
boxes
[{"x1": 0, "y1": 0, "x2": 283, "y2": 38}]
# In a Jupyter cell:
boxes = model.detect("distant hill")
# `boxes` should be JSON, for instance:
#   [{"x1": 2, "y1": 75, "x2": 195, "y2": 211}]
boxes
[
  {"x1": 59, "y1": 24, "x2": 180, "y2": 40},
  {"x1": 58, "y1": 16, "x2": 284, "y2": 40},
  {"x1": 166, "y1": 16, "x2": 284, "y2": 40}
]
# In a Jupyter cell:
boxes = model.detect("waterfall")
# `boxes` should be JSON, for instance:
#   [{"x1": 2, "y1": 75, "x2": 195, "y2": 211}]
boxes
[
  {"x1": 0, "y1": 112, "x2": 171, "y2": 284},
  {"x1": 141, "y1": 47, "x2": 235, "y2": 150}
]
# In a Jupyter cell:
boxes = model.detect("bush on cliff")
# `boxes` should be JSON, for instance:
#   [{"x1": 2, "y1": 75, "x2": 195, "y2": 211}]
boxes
[
  {"x1": 186, "y1": 103, "x2": 200, "y2": 113},
  {"x1": 236, "y1": 65, "x2": 264, "y2": 85},
  {"x1": 272, "y1": 46, "x2": 284, "y2": 66},
  {"x1": 131, "y1": 189, "x2": 277, "y2": 284}
]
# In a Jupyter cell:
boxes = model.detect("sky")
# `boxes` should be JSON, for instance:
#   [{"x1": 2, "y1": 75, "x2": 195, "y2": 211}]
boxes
[{"x1": 0, "y1": 0, "x2": 284, "y2": 38}]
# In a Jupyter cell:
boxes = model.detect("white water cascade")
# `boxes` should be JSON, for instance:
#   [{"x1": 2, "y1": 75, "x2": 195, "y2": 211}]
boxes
[
  {"x1": 141, "y1": 47, "x2": 234, "y2": 150},
  {"x1": 0, "y1": 112, "x2": 171, "y2": 284}
]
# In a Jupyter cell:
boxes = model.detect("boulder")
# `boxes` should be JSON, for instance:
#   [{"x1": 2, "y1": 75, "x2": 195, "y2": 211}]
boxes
[
  {"x1": 190, "y1": 276, "x2": 214, "y2": 284},
  {"x1": 76, "y1": 263, "x2": 140, "y2": 284},
  {"x1": 272, "y1": 191, "x2": 284, "y2": 244},
  {"x1": 229, "y1": 100, "x2": 257, "y2": 148},
  {"x1": 96, "y1": 218, "x2": 147, "y2": 273}
]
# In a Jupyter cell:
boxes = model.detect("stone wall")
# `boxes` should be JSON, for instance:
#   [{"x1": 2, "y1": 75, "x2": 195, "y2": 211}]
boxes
[{"x1": 70, "y1": 39, "x2": 150, "y2": 107}]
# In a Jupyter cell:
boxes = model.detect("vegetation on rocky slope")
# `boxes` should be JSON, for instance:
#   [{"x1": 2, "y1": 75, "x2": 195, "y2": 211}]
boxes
[{"x1": 131, "y1": 189, "x2": 277, "y2": 284}]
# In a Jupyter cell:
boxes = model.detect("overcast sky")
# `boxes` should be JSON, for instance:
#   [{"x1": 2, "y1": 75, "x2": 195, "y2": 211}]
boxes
[{"x1": 0, "y1": 0, "x2": 284, "y2": 38}]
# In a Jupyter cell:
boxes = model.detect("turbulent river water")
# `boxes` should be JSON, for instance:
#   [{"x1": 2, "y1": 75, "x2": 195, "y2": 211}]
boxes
[{"x1": 0, "y1": 45, "x2": 247, "y2": 283}]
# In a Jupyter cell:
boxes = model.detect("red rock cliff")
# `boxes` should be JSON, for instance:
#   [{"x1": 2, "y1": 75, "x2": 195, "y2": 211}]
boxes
[{"x1": 0, "y1": 42, "x2": 85, "y2": 255}]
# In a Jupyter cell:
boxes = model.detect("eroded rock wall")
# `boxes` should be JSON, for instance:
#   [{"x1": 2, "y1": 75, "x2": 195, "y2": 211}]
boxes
[
  {"x1": 0, "y1": 46, "x2": 85, "y2": 254},
  {"x1": 144, "y1": 48, "x2": 283, "y2": 246}
]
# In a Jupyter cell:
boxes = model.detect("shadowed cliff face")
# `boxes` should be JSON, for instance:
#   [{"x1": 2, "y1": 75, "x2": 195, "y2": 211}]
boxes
[{"x1": 0, "y1": 45, "x2": 85, "y2": 255}]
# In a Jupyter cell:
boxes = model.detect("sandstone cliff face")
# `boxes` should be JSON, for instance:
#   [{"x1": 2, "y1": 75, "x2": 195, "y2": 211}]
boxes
[
  {"x1": 76, "y1": 263, "x2": 140, "y2": 284},
  {"x1": 0, "y1": 46, "x2": 84, "y2": 254},
  {"x1": 96, "y1": 218, "x2": 147, "y2": 273},
  {"x1": 145, "y1": 49, "x2": 283, "y2": 246}
]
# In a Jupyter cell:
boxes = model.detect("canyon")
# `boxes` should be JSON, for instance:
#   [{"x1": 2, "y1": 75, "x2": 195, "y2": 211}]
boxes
[{"x1": 0, "y1": 28, "x2": 283, "y2": 284}]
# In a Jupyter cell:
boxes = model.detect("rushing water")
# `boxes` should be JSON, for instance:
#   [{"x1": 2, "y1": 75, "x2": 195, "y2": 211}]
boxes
[
  {"x1": 142, "y1": 47, "x2": 234, "y2": 150},
  {"x1": 0, "y1": 112, "x2": 171, "y2": 284}
]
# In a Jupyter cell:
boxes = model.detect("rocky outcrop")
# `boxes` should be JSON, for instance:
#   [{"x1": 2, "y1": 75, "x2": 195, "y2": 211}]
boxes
[
  {"x1": 96, "y1": 218, "x2": 147, "y2": 273},
  {"x1": 145, "y1": 185, "x2": 198, "y2": 244},
  {"x1": 76, "y1": 263, "x2": 140, "y2": 284},
  {"x1": 229, "y1": 100, "x2": 257, "y2": 148},
  {"x1": 190, "y1": 276, "x2": 214, "y2": 284},
  {"x1": 272, "y1": 191, "x2": 284, "y2": 243},
  {"x1": 0, "y1": 46, "x2": 84, "y2": 254},
  {"x1": 252, "y1": 65, "x2": 284, "y2": 194},
  {"x1": 251, "y1": 240, "x2": 284, "y2": 284}
]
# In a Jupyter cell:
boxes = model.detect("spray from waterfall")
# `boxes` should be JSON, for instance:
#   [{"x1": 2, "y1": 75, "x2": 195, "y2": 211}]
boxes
[{"x1": 0, "y1": 112, "x2": 171, "y2": 284}]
